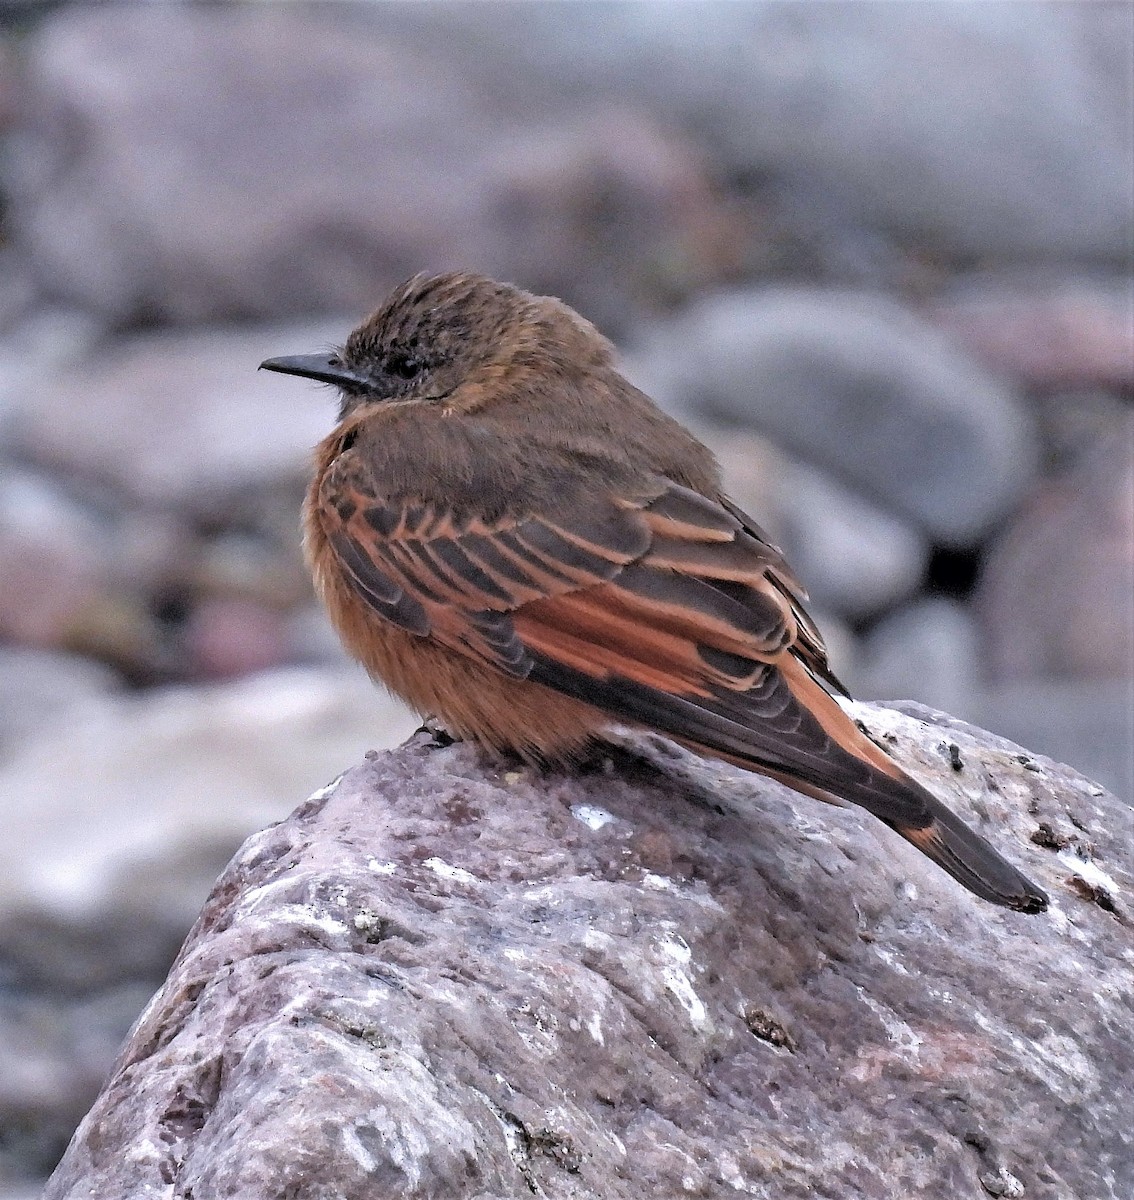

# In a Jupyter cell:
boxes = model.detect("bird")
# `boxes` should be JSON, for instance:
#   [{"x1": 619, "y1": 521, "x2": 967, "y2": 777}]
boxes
[{"x1": 260, "y1": 271, "x2": 1047, "y2": 914}]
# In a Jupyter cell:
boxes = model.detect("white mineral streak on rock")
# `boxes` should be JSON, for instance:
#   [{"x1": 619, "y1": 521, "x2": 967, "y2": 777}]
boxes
[
  {"x1": 341, "y1": 1125, "x2": 377, "y2": 1173},
  {"x1": 659, "y1": 933, "x2": 708, "y2": 1028},
  {"x1": 583, "y1": 928, "x2": 613, "y2": 951},
  {"x1": 270, "y1": 904, "x2": 350, "y2": 939},
  {"x1": 857, "y1": 990, "x2": 923, "y2": 1062},
  {"x1": 423, "y1": 857, "x2": 479, "y2": 885},
  {"x1": 570, "y1": 803, "x2": 617, "y2": 830},
  {"x1": 307, "y1": 773, "x2": 344, "y2": 803},
  {"x1": 969, "y1": 1007, "x2": 1100, "y2": 1103},
  {"x1": 873, "y1": 946, "x2": 910, "y2": 975},
  {"x1": 1058, "y1": 850, "x2": 1122, "y2": 897}
]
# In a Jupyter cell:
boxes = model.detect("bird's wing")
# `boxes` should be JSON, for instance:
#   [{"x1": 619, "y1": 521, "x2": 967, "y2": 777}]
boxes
[
  {"x1": 319, "y1": 461, "x2": 893, "y2": 802},
  {"x1": 316, "y1": 460, "x2": 1046, "y2": 912}
]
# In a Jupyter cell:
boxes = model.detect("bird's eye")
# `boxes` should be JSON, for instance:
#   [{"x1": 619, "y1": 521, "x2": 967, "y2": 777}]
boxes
[{"x1": 387, "y1": 353, "x2": 423, "y2": 381}]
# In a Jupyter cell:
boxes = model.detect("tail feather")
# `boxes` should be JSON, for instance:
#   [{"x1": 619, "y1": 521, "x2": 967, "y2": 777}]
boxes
[
  {"x1": 526, "y1": 651, "x2": 1047, "y2": 912},
  {"x1": 709, "y1": 744, "x2": 1048, "y2": 913},
  {"x1": 890, "y1": 794, "x2": 1048, "y2": 913}
]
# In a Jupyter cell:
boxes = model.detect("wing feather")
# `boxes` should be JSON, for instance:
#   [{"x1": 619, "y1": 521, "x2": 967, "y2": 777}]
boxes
[
  {"x1": 319, "y1": 462, "x2": 932, "y2": 830},
  {"x1": 315, "y1": 453, "x2": 1048, "y2": 910}
]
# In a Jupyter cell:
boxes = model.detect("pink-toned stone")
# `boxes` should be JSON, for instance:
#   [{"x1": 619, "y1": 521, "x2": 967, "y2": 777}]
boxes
[
  {"x1": 186, "y1": 597, "x2": 289, "y2": 681},
  {"x1": 928, "y1": 279, "x2": 1134, "y2": 393},
  {"x1": 0, "y1": 469, "x2": 113, "y2": 649},
  {"x1": 977, "y1": 416, "x2": 1134, "y2": 682}
]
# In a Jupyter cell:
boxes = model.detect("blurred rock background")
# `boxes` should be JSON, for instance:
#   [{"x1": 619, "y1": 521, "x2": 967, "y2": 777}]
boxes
[{"x1": 0, "y1": 1, "x2": 1130, "y2": 1192}]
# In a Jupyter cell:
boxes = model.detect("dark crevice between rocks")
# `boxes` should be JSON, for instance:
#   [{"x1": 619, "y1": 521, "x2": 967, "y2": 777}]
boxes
[
  {"x1": 155, "y1": 1058, "x2": 223, "y2": 1191},
  {"x1": 125, "y1": 977, "x2": 208, "y2": 1068},
  {"x1": 158, "y1": 1061, "x2": 222, "y2": 1143},
  {"x1": 925, "y1": 544, "x2": 983, "y2": 601}
]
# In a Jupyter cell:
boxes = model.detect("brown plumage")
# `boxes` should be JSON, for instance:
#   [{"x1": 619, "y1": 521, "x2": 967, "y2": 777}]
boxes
[{"x1": 260, "y1": 272, "x2": 1047, "y2": 914}]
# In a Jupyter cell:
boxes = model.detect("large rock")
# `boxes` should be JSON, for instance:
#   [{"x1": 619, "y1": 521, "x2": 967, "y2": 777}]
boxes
[
  {"x1": 43, "y1": 706, "x2": 1133, "y2": 1199},
  {"x1": 644, "y1": 287, "x2": 1037, "y2": 545},
  {"x1": 0, "y1": 667, "x2": 416, "y2": 1185},
  {"x1": 5, "y1": 6, "x2": 732, "y2": 330},
  {"x1": 379, "y1": 1, "x2": 1134, "y2": 267},
  {"x1": 853, "y1": 598, "x2": 983, "y2": 722}
]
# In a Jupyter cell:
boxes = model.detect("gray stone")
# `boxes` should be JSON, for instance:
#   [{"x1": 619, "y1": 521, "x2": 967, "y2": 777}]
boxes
[
  {"x1": 379, "y1": 1, "x2": 1134, "y2": 268},
  {"x1": 852, "y1": 598, "x2": 983, "y2": 721},
  {"x1": 5, "y1": 7, "x2": 492, "y2": 324},
  {"x1": 645, "y1": 287, "x2": 1037, "y2": 545},
  {"x1": 0, "y1": 983, "x2": 156, "y2": 1186},
  {"x1": 0, "y1": 308, "x2": 103, "y2": 417},
  {"x1": 1034, "y1": 389, "x2": 1133, "y2": 477},
  {"x1": 775, "y1": 463, "x2": 925, "y2": 620},
  {"x1": 6, "y1": 320, "x2": 344, "y2": 510},
  {"x1": 0, "y1": 253, "x2": 36, "y2": 337},
  {"x1": 287, "y1": 603, "x2": 361, "y2": 670},
  {"x1": 6, "y1": 6, "x2": 734, "y2": 329},
  {"x1": 0, "y1": 646, "x2": 120, "y2": 760},
  {"x1": 42, "y1": 708, "x2": 1134, "y2": 1199}
]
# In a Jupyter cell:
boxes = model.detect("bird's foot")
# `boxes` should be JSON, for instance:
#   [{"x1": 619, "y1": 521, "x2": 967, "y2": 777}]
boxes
[{"x1": 416, "y1": 717, "x2": 460, "y2": 750}]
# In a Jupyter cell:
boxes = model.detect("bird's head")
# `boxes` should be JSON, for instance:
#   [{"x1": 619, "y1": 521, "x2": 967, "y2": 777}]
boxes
[{"x1": 260, "y1": 272, "x2": 614, "y2": 420}]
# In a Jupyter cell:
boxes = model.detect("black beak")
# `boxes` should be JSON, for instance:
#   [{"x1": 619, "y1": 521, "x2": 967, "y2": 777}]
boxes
[{"x1": 259, "y1": 353, "x2": 369, "y2": 390}]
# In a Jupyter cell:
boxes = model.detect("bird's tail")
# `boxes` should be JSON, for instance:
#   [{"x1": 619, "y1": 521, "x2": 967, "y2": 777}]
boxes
[
  {"x1": 742, "y1": 752, "x2": 1047, "y2": 912},
  {"x1": 740, "y1": 661, "x2": 1049, "y2": 913},
  {"x1": 527, "y1": 647, "x2": 1048, "y2": 912},
  {"x1": 880, "y1": 780, "x2": 1048, "y2": 913}
]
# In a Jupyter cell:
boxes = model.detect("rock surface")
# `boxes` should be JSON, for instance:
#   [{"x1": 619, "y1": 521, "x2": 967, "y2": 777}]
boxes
[{"x1": 43, "y1": 705, "x2": 1133, "y2": 1199}]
